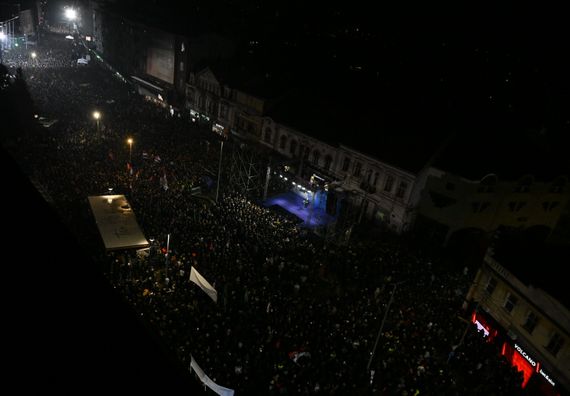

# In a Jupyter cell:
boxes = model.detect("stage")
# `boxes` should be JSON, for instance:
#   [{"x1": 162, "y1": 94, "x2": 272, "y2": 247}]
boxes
[{"x1": 263, "y1": 191, "x2": 337, "y2": 228}]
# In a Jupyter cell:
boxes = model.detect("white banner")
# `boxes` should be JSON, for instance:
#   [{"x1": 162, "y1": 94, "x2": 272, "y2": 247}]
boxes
[
  {"x1": 190, "y1": 356, "x2": 235, "y2": 396},
  {"x1": 190, "y1": 266, "x2": 218, "y2": 302}
]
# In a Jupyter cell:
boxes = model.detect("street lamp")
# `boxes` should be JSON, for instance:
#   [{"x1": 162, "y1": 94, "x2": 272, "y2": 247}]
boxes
[
  {"x1": 92, "y1": 111, "x2": 101, "y2": 132},
  {"x1": 31, "y1": 51, "x2": 37, "y2": 59},
  {"x1": 127, "y1": 138, "x2": 133, "y2": 163},
  {"x1": 64, "y1": 8, "x2": 77, "y2": 21}
]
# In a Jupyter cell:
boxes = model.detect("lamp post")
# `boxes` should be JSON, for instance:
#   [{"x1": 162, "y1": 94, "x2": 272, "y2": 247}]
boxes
[
  {"x1": 367, "y1": 281, "x2": 405, "y2": 373},
  {"x1": 0, "y1": 31, "x2": 5, "y2": 62},
  {"x1": 92, "y1": 111, "x2": 101, "y2": 132},
  {"x1": 127, "y1": 138, "x2": 133, "y2": 163},
  {"x1": 64, "y1": 7, "x2": 77, "y2": 33}
]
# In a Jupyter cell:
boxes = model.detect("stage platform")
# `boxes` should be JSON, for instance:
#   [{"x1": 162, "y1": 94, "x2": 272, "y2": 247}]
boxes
[{"x1": 263, "y1": 191, "x2": 336, "y2": 228}]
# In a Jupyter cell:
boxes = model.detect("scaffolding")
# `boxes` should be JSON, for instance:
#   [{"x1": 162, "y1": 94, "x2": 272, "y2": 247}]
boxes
[{"x1": 225, "y1": 140, "x2": 267, "y2": 200}]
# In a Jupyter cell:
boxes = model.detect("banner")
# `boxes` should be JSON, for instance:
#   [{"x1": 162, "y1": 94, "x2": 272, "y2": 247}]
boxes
[
  {"x1": 190, "y1": 356, "x2": 235, "y2": 396},
  {"x1": 190, "y1": 267, "x2": 218, "y2": 302}
]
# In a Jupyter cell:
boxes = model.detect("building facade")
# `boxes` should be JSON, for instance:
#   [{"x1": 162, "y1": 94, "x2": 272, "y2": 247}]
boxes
[
  {"x1": 416, "y1": 169, "x2": 570, "y2": 245},
  {"x1": 466, "y1": 255, "x2": 570, "y2": 395},
  {"x1": 259, "y1": 117, "x2": 419, "y2": 233}
]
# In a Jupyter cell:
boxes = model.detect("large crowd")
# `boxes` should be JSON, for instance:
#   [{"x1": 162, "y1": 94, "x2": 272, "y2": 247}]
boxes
[{"x1": 1, "y1": 31, "x2": 526, "y2": 395}]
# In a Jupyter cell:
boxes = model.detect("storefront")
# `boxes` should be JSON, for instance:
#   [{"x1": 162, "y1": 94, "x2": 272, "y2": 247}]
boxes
[{"x1": 472, "y1": 311, "x2": 562, "y2": 396}]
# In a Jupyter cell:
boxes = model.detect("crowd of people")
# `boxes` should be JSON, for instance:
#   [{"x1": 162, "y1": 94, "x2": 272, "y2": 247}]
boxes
[{"x1": 1, "y1": 31, "x2": 525, "y2": 395}]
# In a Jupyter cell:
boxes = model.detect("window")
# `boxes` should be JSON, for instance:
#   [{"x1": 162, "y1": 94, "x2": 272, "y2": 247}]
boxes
[
  {"x1": 508, "y1": 201, "x2": 526, "y2": 212},
  {"x1": 545, "y1": 332, "x2": 565, "y2": 357},
  {"x1": 312, "y1": 150, "x2": 320, "y2": 165},
  {"x1": 324, "y1": 155, "x2": 332, "y2": 171},
  {"x1": 366, "y1": 170, "x2": 372, "y2": 184},
  {"x1": 515, "y1": 175, "x2": 533, "y2": 193},
  {"x1": 472, "y1": 201, "x2": 490, "y2": 213},
  {"x1": 289, "y1": 140, "x2": 297, "y2": 155},
  {"x1": 485, "y1": 277, "x2": 497, "y2": 295},
  {"x1": 384, "y1": 175, "x2": 394, "y2": 192},
  {"x1": 279, "y1": 135, "x2": 287, "y2": 150},
  {"x1": 396, "y1": 181, "x2": 408, "y2": 199},
  {"x1": 179, "y1": 61, "x2": 184, "y2": 72},
  {"x1": 342, "y1": 157, "x2": 351, "y2": 172},
  {"x1": 220, "y1": 104, "x2": 228, "y2": 119},
  {"x1": 550, "y1": 177, "x2": 567, "y2": 193},
  {"x1": 373, "y1": 172, "x2": 379, "y2": 186},
  {"x1": 479, "y1": 174, "x2": 497, "y2": 193},
  {"x1": 264, "y1": 127, "x2": 272, "y2": 143},
  {"x1": 446, "y1": 182, "x2": 455, "y2": 191},
  {"x1": 353, "y1": 162, "x2": 362, "y2": 177},
  {"x1": 522, "y1": 311, "x2": 539, "y2": 335},
  {"x1": 503, "y1": 292, "x2": 518, "y2": 314}
]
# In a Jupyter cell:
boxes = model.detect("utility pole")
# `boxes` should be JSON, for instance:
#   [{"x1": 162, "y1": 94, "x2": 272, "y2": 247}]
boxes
[
  {"x1": 164, "y1": 233, "x2": 171, "y2": 282},
  {"x1": 367, "y1": 282, "x2": 404, "y2": 372}
]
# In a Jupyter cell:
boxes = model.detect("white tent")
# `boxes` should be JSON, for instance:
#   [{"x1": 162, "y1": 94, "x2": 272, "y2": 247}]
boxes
[{"x1": 88, "y1": 195, "x2": 149, "y2": 251}]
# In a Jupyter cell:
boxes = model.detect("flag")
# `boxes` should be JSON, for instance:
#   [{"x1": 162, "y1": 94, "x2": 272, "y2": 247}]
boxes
[
  {"x1": 190, "y1": 356, "x2": 234, "y2": 396},
  {"x1": 190, "y1": 267, "x2": 218, "y2": 302},
  {"x1": 160, "y1": 173, "x2": 169, "y2": 191}
]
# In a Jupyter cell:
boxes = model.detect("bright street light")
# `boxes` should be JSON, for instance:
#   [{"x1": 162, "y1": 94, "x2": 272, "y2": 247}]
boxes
[
  {"x1": 31, "y1": 51, "x2": 37, "y2": 59},
  {"x1": 65, "y1": 8, "x2": 77, "y2": 21},
  {"x1": 127, "y1": 138, "x2": 133, "y2": 163},
  {"x1": 92, "y1": 111, "x2": 101, "y2": 132},
  {"x1": 0, "y1": 32, "x2": 6, "y2": 41}
]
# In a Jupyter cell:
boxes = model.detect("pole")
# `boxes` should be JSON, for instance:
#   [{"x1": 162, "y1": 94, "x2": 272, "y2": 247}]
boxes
[
  {"x1": 165, "y1": 233, "x2": 171, "y2": 281},
  {"x1": 215, "y1": 140, "x2": 224, "y2": 202},
  {"x1": 307, "y1": 190, "x2": 316, "y2": 227},
  {"x1": 129, "y1": 143, "x2": 132, "y2": 163},
  {"x1": 263, "y1": 164, "x2": 271, "y2": 201},
  {"x1": 367, "y1": 282, "x2": 400, "y2": 372}
]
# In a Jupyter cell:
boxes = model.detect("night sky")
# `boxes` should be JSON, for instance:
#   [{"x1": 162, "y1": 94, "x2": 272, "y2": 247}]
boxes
[{"x1": 2, "y1": 1, "x2": 569, "y2": 393}]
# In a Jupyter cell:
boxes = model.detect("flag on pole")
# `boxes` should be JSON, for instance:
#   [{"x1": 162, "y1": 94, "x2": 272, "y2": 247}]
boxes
[
  {"x1": 190, "y1": 356, "x2": 234, "y2": 396},
  {"x1": 190, "y1": 266, "x2": 218, "y2": 302}
]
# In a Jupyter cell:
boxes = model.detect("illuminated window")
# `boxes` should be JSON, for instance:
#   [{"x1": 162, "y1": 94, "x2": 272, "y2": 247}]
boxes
[
  {"x1": 545, "y1": 332, "x2": 564, "y2": 357},
  {"x1": 522, "y1": 311, "x2": 539, "y2": 335},
  {"x1": 396, "y1": 181, "x2": 408, "y2": 199},
  {"x1": 485, "y1": 277, "x2": 497, "y2": 295},
  {"x1": 503, "y1": 292, "x2": 518, "y2": 314},
  {"x1": 384, "y1": 175, "x2": 394, "y2": 192}
]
